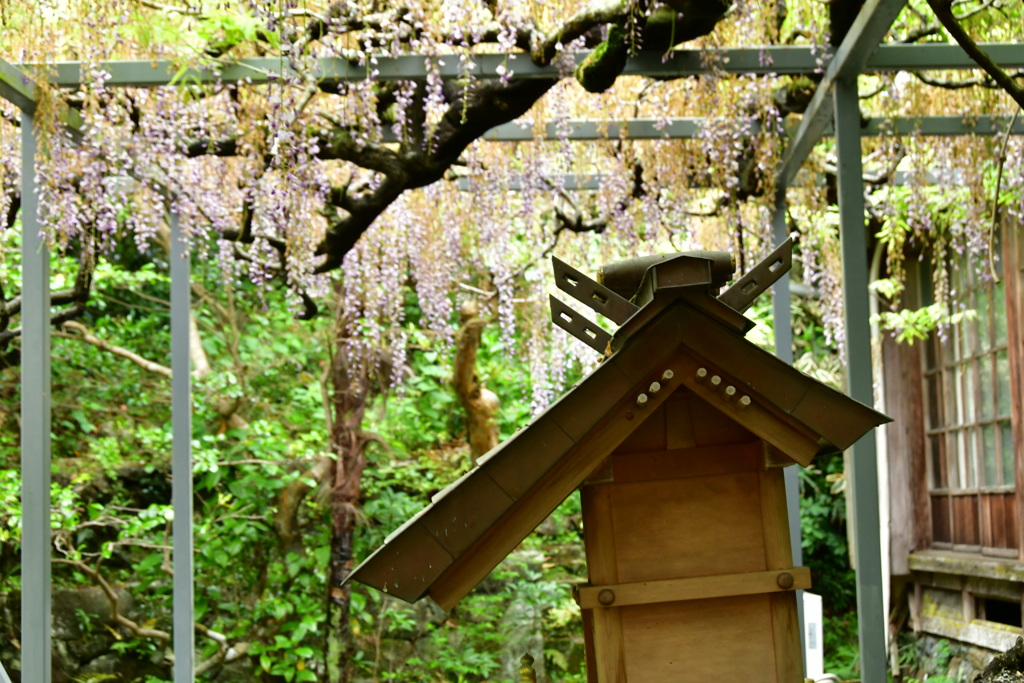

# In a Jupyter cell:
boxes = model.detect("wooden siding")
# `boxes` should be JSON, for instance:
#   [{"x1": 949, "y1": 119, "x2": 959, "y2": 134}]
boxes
[
  {"x1": 580, "y1": 390, "x2": 803, "y2": 682},
  {"x1": 1005, "y1": 226, "x2": 1024, "y2": 559},
  {"x1": 883, "y1": 331, "x2": 928, "y2": 574}
]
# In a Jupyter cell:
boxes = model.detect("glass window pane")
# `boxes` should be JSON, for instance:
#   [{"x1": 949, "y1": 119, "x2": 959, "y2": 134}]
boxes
[
  {"x1": 979, "y1": 356, "x2": 994, "y2": 419},
  {"x1": 955, "y1": 431, "x2": 967, "y2": 490},
  {"x1": 947, "y1": 432, "x2": 960, "y2": 489},
  {"x1": 1000, "y1": 420, "x2": 1016, "y2": 488},
  {"x1": 960, "y1": 315, "x2": 974, "y2": 357},
  {"x1": 931, "y1": 434, "x2": 945, "y2": 489},
  {"x1": 950, "y1": 318, "x2": 961, "y2": 361},
  {"x1": 977, "y1": 289, "x2": 991, "y2": 352},
  {"x1": 925, "y1": 336, "x2": 937, "y2": 370},
  {"x1": 927, "y1": 373, "x2": 941, "y2": 427},
  {"x1": 967, "y1": 313, "x2": 977, "y2": 357},
  {"x1": 945, "y1": 368, "x2": 959, "y2": 426},
  {"x1": 983, "y1": 423, "x2": 998, "y2": 486},
  {"x1": 963, "y1": 362, "x2": 976, "y2": 422},
  {"x1": 996, "y1": 350, "x2": 1011, "y2": 417},
  {"x1": 994, "y1": 280, "x2": 1007, "y2": 346},
  {"x1": 966, "y1": 427, "x2": 978, "y2": 488}
]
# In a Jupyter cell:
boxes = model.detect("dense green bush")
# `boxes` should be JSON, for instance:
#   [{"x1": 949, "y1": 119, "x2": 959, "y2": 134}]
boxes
[{"x1": 1, "y1": 239, "x2": 589, "y2": 682}]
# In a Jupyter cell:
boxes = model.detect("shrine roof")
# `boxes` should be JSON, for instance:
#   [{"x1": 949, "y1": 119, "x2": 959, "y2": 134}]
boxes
[{"x1": 345, "y1": 246, "x2": 890, "y2": 611}]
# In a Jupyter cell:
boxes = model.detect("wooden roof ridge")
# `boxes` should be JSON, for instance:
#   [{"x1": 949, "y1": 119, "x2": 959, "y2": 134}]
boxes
[{"x1": 345, "y1": 257, "x2": 890, "y2": 612}]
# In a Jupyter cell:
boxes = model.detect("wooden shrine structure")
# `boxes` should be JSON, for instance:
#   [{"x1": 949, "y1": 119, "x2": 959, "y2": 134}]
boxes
[{"x1": 347, "y1": 243, "x2": 890, "y2": 682}]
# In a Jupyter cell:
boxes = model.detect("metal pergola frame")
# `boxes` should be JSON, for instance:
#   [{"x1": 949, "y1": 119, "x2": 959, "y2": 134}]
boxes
[{"x1": 4, "y1": 1, "x2": 1019, "y2": 680}]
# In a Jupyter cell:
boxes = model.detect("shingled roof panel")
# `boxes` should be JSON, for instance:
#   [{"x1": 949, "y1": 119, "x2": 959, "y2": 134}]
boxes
[
  {"x1": 421, "y1": 470, "x2": 515, "y2": 557},
  {"x1": 476, "y1": 415, "x2": 576, "y2": 500}
]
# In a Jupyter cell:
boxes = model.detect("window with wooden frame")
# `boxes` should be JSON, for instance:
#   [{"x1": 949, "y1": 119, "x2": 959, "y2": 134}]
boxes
[{"x1": 923, "y1": 238, "x2": 1017, "y2": 556}]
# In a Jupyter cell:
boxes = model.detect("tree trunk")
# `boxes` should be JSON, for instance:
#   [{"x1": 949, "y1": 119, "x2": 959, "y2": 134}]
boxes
[
  {"x1": 452, "y1": 299, "x2": 500, "y2": 460},
  {"x1": 325, "y1": 339, "x2": 370, "y2": 683}
]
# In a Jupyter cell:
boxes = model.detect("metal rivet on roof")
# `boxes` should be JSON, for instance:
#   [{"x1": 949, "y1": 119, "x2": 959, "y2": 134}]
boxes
[
  {"x1": 710, "y1": 375, "x2": 722, "y2": 388},
  {"x1": 738, "y1": 395, "x2": 752, "y2": 408},
  {"x1": 696, "y1": 367, "x2": 708, "y2": 381},
  {"x1": 724, "y1": 385, "x2": 737, "y2": 398},
  {"x1": 662, "y1": 369, "x2": 674, "y2": 381},
  {"x1": 636, "y1": 393, "x2": 649, "y2": 407},
  {"x1": 649, "y1": 381, "x2": 661, "y2": 394}
]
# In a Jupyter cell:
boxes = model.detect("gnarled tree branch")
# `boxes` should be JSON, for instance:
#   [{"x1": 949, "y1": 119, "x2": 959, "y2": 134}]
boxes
[
  {"x1": 927, "y1": 0, "x2": 1024, "y2": 109},
  {"x1": 56, "y1": 321, "x2": 172, "y2": 378}
]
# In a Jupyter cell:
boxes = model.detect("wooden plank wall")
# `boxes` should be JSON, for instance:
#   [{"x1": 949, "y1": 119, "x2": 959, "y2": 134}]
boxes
[
  {"x1": 1004, "y1": 225, "x2": 1024, "y2": 560},
  {"x1": 579, "y1": 386, "x2": 805, "y2": 682},
  {"x1": 882, "y1": 324, "x2": 928, "y2": 573}
]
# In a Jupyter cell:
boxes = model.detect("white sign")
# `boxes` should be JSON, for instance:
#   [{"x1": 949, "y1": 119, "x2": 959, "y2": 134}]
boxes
[{"x1": 804, "y1": 591, "x2": 825, "y2": 679}]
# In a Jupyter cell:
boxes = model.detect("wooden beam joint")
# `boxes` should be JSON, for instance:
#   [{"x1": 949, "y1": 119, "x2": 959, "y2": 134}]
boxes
[{"x1": 574, "y1": 567, "x2": 811, "y2": 609}]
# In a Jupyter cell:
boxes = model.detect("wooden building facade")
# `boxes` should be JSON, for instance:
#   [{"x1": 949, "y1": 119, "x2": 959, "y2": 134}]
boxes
[{"x1": 884, "y1": 226, "x2": 1024, "y2": 660}]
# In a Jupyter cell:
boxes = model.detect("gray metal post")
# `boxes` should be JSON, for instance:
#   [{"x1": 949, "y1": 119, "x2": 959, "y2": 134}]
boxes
[
  {"x1": 771, "y1": 193, "x2": 795, "y2": 367},
  {"x1": 771, "y1": 193, "x2": 802, "y2": 562},
  {"x1": 20, "y1": 111, "x2": 51, "y2": 683},
  {"x1": 170, "y1": 209, "x2": 195, "y2": 682},
  {"x1": 834, "y1": 78, "x2": 887, "y2": 681},
  {"x1": 772, "y1": 191, "x2": 806, "y2": 673}
]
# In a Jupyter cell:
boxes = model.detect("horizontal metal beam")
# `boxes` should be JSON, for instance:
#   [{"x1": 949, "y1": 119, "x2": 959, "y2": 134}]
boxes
[
  {"x1": 0, "y1": 57, "x2": 41, "y2": 112},
  {"x1": 16, "y1": 42, "x2": 1023, "y2": 89},
  {"x1": 862, "y1": 114, "x2": 1024, "y2": 137},
  {"x1": 868, "y1": 42, "x2": 1024, "y2": 71},
  {"x1": 776, "y1": 0, "x2": 907, "y2": 190},
  {"x1": 0, "y1": 61, "x2": 178, "y2": 199},
  {"x1": 427, "y1": 114, "x2": 1024, "y2": 144},
  {"x1": 456, "y1": 165, "x2": 979, "y2": 192},
  {"x1": 455, "y1": 174, "x2": 604, "y2": 191},
  {"x1": 481, "y1": 118, "x2": 715, "y2": 141},
  {"x1": 0, "y1": 57, "x2": 83, "y2": 139}
]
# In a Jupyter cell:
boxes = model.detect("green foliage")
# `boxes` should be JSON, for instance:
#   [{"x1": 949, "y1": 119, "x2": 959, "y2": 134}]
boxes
[
  {"x1": 1, "y1": 245, "x2": 339, "y2": 680},
  {"x1": 195, "y1": 9, "x2": 276, "y2": 50},
  {"x1": 369, "y1": 329, "x2": 460, "y2": 455},
  {"x1": 800, "y1": 454, "x2": 856, "y2": 614},
  {"x1": 367, "y1": 318, "x2": 557, "y2": 457},
  {"x1": 3, "y1": 245, "x2": 596, "y2": 680},
  {"x1": 870, "y1": 168, "x2": 1023, "y2": 348},
  {"x1": 823, "y1": 612, "x2": 861, "y2": 680},
  {"x1": 897, "y1": 634, "x2": 964, "y2": 683},
  {"x1": 872, "y1": 302, "x2": 977, "y2": 345}
]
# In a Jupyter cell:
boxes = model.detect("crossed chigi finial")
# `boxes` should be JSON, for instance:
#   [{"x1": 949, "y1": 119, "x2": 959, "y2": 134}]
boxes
[{"x1": 550, "y1": 238, "x2": 793, "y2": 354}]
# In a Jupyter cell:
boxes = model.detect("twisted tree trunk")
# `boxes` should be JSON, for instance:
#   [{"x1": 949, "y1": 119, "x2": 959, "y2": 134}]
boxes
[
  {"x1": 324, "y1": 331, "x2": 371, "y2": 683},
  {"x1": 452, "y1": 300, "x2": 500, "y2": 460}
]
